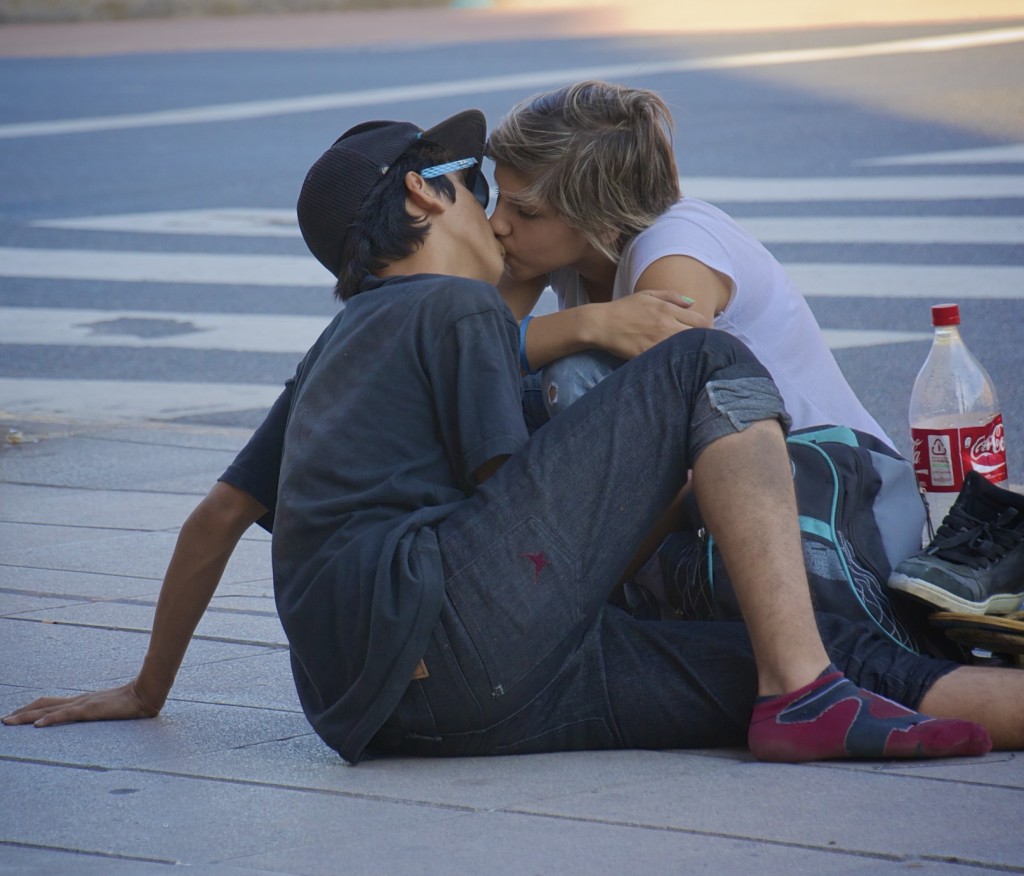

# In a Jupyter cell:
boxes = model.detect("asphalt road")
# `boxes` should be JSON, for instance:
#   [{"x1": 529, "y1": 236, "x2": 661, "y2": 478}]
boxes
[{"x1": 1, "y1": 15, "x2": 1022, "y2": 478}]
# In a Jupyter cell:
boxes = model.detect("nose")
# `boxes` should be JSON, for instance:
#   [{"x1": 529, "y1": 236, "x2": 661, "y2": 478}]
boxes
[{"x1": 488, "y1": 199, "x2": 510, "y2": 237}]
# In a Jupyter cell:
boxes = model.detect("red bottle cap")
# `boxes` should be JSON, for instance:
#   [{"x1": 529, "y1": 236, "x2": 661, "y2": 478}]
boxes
[{"x1": 931, "y1": 303, "x2": 960, "y2": 326}]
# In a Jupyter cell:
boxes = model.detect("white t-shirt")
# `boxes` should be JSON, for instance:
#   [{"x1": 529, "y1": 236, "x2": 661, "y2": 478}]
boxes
[{"x1": 548, "y1": 197, "x2": 892, "y2": 446}]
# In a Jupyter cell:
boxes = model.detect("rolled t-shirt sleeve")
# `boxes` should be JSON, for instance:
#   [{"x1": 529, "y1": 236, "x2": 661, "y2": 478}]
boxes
[
  {"x1": 616, "y1": 201, "x2": 739, "y2": 301},
  {"x1": 427, "y1": 302, "x2": 528, "y2": 487},
  {"x1": 219, "y1": 310, "x2": 343, "y2": 532},
  {"x1": 218, "y1": 380, "x2": 292, "y2": 532}
]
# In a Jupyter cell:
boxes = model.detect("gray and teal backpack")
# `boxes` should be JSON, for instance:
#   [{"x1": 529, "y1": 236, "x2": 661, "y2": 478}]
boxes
[{"x1": 662, "y1": 425, "x2": 930, "y2": 653}]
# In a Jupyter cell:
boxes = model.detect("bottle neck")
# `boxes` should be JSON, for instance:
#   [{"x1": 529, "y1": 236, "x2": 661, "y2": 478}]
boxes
[{"x1": 933, "y1": 324, "x2": 962, "y2": 344}]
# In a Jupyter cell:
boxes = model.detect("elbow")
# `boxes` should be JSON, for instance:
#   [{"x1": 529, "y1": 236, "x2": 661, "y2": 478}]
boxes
[{"x1": 187, "y1": 482, "x2": 266, "y2": 540}]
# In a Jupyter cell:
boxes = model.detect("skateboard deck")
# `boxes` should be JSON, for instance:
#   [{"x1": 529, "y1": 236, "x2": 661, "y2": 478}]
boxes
[{"x1": 930, "y1": 611, "x2": 1024, "y2": 667}]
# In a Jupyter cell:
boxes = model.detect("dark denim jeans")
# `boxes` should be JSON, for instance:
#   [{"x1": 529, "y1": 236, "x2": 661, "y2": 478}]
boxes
[{"x1": 372, "y1": 330, "x2": 955, "y2": 757}]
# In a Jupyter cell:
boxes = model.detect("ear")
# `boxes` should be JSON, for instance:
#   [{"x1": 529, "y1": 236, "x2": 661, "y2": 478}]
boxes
[{"x1": 404, "y1": 171, "x2": 448, "y2": 216}]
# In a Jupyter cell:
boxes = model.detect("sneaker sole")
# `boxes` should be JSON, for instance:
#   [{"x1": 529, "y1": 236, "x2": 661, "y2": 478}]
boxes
[{"x1": 888, "y1": 573, "x2": 1024, "y2": 615}]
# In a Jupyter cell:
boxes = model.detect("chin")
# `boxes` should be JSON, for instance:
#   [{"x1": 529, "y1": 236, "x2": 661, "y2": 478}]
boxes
[{"x1": 502, "y1": 260, "x2": 529, "y2": 282}]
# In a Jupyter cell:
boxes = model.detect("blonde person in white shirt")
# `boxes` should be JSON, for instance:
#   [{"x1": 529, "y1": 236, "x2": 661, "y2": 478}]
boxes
[{"x1": 487, "y1": 79, "x2": 890, "y2": 447}]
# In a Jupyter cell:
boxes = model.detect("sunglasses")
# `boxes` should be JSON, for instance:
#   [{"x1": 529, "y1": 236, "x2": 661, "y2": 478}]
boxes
[{"x1": 420, "y1": 157, "x2": 490, "y2": 210}]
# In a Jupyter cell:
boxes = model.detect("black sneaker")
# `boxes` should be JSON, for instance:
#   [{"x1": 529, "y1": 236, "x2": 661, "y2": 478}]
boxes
[
  {"x1": 889, "y1": 472, "x2": 1024, "y2": 614},
  {"x1": 658, "y1": 529, "x2": 716, "y2": 621}
]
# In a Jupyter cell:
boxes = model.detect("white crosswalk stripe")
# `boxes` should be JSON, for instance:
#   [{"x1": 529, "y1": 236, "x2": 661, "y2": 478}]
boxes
[
  {"x1": 32, "y1": 208, "x2": 1024, "y2": 246},
  {"x1": 2, "y1": 165, "x2": 1021, "y2": 423},
  {"x1": 739, "y1": 216, "x2": 1024, "y2": 245},
  {"x1": 0, "y1": 246, "x2": 330, "y2": 287}
]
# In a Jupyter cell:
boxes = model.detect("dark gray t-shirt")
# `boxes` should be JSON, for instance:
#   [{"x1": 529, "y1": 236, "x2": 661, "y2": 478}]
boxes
[{"x1": 271, "y1": 273, "x2": 527, "y2": 763}]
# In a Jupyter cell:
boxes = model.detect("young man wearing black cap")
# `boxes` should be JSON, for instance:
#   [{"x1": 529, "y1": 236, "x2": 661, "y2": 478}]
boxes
[{"x1": 10, "y1": 111, "x2": 1022, "y2": 765}]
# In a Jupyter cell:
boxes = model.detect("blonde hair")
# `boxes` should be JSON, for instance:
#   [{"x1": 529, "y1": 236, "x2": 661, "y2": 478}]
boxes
[{"x1": 486, "y1": 81, "x2": 680, "y2": 263}]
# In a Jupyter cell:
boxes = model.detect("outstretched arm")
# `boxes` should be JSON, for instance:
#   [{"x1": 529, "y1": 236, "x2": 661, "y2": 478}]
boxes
[
  {"x1": 521, "y1": 289, "x2": 710, "y2": 371},
  {"x1": 3, "y1": 481, "x2": 266, "y2": 727}
]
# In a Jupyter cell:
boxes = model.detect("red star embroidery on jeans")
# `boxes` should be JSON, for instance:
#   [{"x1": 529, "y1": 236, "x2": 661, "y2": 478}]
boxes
[{"x1": 523, "y1": 551, "x2": 550, "y2": 581}]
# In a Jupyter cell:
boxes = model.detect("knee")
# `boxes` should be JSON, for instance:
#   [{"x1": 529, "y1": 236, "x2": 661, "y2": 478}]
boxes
[
  {"x1": 660, "y1": 329, "x2": 772, "y2": 388},
  {"x1": 542, "y1": 350, "x2": 623, "y2": 416}
]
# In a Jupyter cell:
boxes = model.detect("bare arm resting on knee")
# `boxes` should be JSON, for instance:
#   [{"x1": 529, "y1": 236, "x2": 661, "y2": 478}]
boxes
[{"x1": 2, "y1": 482, "x2": 266, "y2": 727}]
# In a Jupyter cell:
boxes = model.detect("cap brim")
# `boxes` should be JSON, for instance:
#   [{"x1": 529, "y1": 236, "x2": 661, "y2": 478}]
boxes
[{"x1": 421, "y1": 109, "x2": 486, "y2": 165}]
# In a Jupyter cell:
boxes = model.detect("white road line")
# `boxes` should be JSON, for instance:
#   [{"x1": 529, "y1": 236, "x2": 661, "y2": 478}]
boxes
[
  {"x1": 786, "y1": 264, "x2": 1024, "y2": 300},
  {"x1": 822, "y1": 329, "x2": 931, "y2": 349},
  {"x1": 684, "y1": 175, "x2": 1024, "y2": 202},
  {"x1": 0, "y1": 378, "x2": 282, "y2": 422},
  {"x1": 0, "y1": 247, "x2": 330, "y2": 287},
  {"x1": 0, "y1": 307, "x2": 331, "y2": 353},
  {"x1": 34, "y1": 207, "x2": 1024, "y2": 244},
  {"x1": 2, "y1": 26, "x2": 1022, "y2": 140},
  {"x1": 35, "y1": 208, "x2": 301, "y2": 237},
  {"x1": 738, "y1": 216, "x2": 1024, "y2": 245},
  {"x1": 859, "y1": 144, "x2": 1024, "y2": 167}
]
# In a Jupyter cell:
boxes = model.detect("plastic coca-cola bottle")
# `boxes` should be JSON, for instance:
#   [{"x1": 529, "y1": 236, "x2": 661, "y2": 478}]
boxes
[{"x1": 909, "y1": 303, "x2": 1008, "y2": 536}]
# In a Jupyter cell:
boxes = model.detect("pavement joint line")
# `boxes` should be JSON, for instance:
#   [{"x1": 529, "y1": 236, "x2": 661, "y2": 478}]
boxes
[
  {"x1": 914, "y1": 858, "x2": 1024, "y2": 874},
  {"x1": 1, "y1": 614, "x2": 287, "y2": 648},
  {"x1": 0, "y1": 588, "x2": 277, "y2": 618},
  {"x1": 497, "y1": 808, "x2": 917, "y2": 863},
  {"x1": 0, "y1": 480, "x2": 209, "y2": 498},
  {"x1": 1, "y1": 414, "x2": 255, "y2": 441},
  {"x1": 0, "y1": 519, "x2": 192, "y2": 534},
  {"x1": 19, "y1": 759, "x2": 497, "y2": 812},
  {"x1": 0, "y1": 755, "x2": 114, "y2": 772},
  {"x1": 0, "y1": 562, "x2": 164, "y2": 581},
  {"x1": 0, "y1": 838, "x2": 177, "y2": 866}
]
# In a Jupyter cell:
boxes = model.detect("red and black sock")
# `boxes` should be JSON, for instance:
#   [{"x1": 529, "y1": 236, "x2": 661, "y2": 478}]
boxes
[{"x1": 748, "y1": 665, "x2": 992, "y2": 763}]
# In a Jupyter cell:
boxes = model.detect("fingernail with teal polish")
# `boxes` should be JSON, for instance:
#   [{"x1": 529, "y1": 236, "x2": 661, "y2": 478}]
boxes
[{"x1": 680, "y1": 295, "x2": 695, "y2": 305}]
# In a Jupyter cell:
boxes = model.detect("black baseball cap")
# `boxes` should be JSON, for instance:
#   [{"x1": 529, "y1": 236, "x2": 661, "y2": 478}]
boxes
[{"x1": 297, "y1": 109, "x2": 487, "y2": 277}]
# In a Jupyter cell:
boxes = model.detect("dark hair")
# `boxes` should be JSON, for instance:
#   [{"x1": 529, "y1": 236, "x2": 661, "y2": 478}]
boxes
[{"x1": 334, "y1": 140, "x2": 459, "y2": 301}]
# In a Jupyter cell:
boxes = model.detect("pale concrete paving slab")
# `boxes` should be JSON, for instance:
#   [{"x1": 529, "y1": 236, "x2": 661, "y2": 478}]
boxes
[
  {"x1": 0, "y1": 421, "x2": 249, "y2": 493},
  {"x1": 1, "y1": 698, "x2": 310, "y2": 770},
  {"x1": 512, "y1": 757, "x2": 1024, "y2": 870},
  {"x1": 0, "y1": 565, "x2": 168, "y2": 601},
  {"x1": 0, "y1": 525, "x2": 271, "y2": 582},
  {"x1": 0, "y1": 482, "x2": 205, "y2": 530},
  {"x1": 0, "y1": 561, "x2": 272, "y2": 610},
  {"x1": 13, "y1": 598, "x2": 285, "y2": 645},
  {"x1": 229, "y1": 807, "x2": 968, "y2": 876},
  {"x1": 820, "y1": 750, "x2": 1024, "y2": 790},
  {"x1": 0, "y1": 847, "x2": 282, "y2": 876},
  {"x1": 0, "y1": 620, "x2": 280, "y2": 696},
  {"x1": 0, "y1": 587, "x2": 89, "y2": 616},
  {"x1": 150, "y1": 745, "x2": 739, "y2": 812},
  {"x1": 0, "y1": 759, "x2": 459, "y2": 867}
]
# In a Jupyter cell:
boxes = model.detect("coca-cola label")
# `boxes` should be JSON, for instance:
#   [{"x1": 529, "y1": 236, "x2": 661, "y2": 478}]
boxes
[{"x1": 911, "y1": 415, "x2": 1007, "y2": 492}]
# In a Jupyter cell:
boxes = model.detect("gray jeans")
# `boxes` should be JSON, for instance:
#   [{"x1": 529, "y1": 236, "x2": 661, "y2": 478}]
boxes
[{"x1": 371, "y1": 330, "x2": 956, "y2": 757}]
